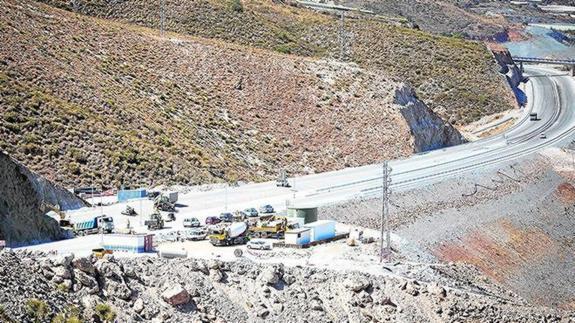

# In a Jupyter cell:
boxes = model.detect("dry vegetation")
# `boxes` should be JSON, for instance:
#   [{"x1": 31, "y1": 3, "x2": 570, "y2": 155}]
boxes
[
  {"x1": 1, "y1": 0, "x2": 516, "y2": 187},
  {"x1": 1, "y1": 0, "x2": 415, "y2": 187},
  {"x1": 39, "y1": 0, "x2": 516, "y2": 123}
]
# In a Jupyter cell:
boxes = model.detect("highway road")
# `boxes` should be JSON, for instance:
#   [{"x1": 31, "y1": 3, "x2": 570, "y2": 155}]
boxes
[
  {"x1": 168, "y1": 65, "x2": 575, "y2": 215},
  {"x1": 21, "y1": 66, "x2": 575, "y2": 253}
]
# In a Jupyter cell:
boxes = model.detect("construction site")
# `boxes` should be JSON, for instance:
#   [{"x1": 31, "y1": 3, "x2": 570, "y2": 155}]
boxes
[{"x1": 2, "y1": 0, "x2": 575, "y2": 322}]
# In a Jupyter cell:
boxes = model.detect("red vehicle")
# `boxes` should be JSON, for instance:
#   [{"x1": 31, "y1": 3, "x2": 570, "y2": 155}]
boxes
[{"x1": 205, "y1": 216, "x2": 222, "y2": 225}]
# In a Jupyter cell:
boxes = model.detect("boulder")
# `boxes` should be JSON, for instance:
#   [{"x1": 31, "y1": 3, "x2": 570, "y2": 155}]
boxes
[
  {"x1": 133, "y1": 298, "x2": 144, "y2": 313},
  {"x1": 259, "y1": 268, "x2": 279, "y2": 286},
  {"x1": 161, "y1": 284, "x2": 190, "y2": 306},
  {"x1": 72, "y1": 257, "x2": 95, "y2": 275},
  {"x1": 52, "y1": 253, "x2": 74, "y2": 267},
  {"x1": 344, "y1": 276, "x2": 371, "y2": 292},
  {"x1": 53, "y1": 266, "x2": 72, "y2": 279}
]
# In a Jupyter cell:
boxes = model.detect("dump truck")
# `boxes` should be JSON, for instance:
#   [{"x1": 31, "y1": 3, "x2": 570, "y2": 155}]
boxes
[
  {"x1": 73, "y1": 215, "x2": 114, "y2": 236},
  {"x1": 209, "y1": 222, "x2": 249, "y2": 246},
  {"x1": 249, "y1": 216, "x2": 288, "y2": 239},
  {"x1": 145, "y1": 211, "x2": 164, "y2": 230}
]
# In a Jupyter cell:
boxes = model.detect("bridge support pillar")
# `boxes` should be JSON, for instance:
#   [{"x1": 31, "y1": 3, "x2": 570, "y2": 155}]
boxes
[
  {"x1": 571, "y1": 65, "x2": 575, "y2": 77},
  {"x1": 519, "y1": 61, "x2": 524, "y2": 73}
]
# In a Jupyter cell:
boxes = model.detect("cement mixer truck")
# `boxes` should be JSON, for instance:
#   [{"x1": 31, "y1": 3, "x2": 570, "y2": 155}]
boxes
[{"x1": 208, "y1": 222, "x2": 248, "y2": 246}]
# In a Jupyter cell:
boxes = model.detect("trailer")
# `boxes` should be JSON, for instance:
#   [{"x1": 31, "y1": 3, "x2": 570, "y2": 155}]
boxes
[
  {"x1": 73, "y1": 215, "x2": 114, "y2": 236},
  {"x1": 102, "y1": 234, "x2": 154, "y2": 253}
]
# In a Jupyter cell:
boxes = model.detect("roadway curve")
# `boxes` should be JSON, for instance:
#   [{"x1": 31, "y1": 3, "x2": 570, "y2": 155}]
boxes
[{"x1": 178, "y1": 66, "x2": 575, "y2": 217}]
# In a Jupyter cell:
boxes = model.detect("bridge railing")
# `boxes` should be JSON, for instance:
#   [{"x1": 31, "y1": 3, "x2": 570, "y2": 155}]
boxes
[{"x1": 512, "y1": 56, "x2": 575, "y2": 64}]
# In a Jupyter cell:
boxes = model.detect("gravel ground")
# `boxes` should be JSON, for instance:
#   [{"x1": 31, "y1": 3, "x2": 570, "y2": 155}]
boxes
[
  {"x1": 1, "y1": 249, "x2": 573, "y2": 323},
  {"x1": 320, "y1": 151, "x2": 575, "y2": 310}
]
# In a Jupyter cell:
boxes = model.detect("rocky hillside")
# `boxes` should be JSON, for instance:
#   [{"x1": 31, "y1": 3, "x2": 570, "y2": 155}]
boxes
[
  {"x1": 0, "y1": 250, "x2": 571, "y2": 322},
  {"x1": 0, "y1": 151, "x2": 85, "y2": 246},
  {"x1": 38, "y1": 0, "x2": 515, "y2": 124},
  {"x1": 1, "y1": 0, "x2": 469, "y2": 187}
]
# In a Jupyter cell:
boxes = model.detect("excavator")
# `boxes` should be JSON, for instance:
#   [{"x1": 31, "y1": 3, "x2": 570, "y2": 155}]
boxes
[
  {"x1": 145, "y1": 209, "x2": 164, "y2": 230},
  {"x1": 121, "y1": 205, "x2": 137, "y2": 216},
  {"x1": 154, "y1": 195, "x2": 176, "y2": 212}
]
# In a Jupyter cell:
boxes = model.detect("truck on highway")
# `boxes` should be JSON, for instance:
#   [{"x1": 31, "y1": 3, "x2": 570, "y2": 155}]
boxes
[
  {"x1": 73, "y1": 215, "x2": 114, "y2": 236},
  {"x1": 530, "y1": 112, "x2": 538, "y2": 121},
  {"x1": 209, "y1": 222, "x2": 249, "y2": 246}
]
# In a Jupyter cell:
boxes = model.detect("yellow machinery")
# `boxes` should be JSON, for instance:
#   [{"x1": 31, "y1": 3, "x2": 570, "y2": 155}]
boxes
[{"x1": 249, "y1": 216, "x2": 288, "y2": 239}]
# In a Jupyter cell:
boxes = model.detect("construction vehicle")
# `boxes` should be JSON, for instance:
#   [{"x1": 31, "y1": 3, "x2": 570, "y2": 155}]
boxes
[
  {"x1": 276, "y1": 169, "x2": 291, "y2": 187},
  {"x1": 209, "y1": 222, "x2": 249, "y2": 246},
  {"x1": 121, "y1": 205, "x2": 137, "y2": 216},
  {"x1": 92, "y1": 248, "x2": 113, "y2": 259},
  {"x1": 154, "y1": 195, "x2": 176, "y2": 212},
  {"x1": 73, "y1": 215, "x2": 114, "y2": 236},
  {"x1": 249, "y1": 216, "x2": 288, "y2": 239},
  {"x1": 145, "y1": 210, "x2": 164, "y2": 230}
]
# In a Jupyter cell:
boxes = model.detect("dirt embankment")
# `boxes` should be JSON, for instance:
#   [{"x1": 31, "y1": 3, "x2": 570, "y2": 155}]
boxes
[
  {"x1": 321, "y1": 151, "x2": 575, "y2": 310},
  {"x1": 0, "y1": 151, "x2": 86, "y2": 247}
]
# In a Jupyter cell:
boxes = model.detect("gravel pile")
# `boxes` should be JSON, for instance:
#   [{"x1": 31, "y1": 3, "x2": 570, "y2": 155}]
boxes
[{"x1": 0, "y1": 250, "x2": 573, "y2": 322}]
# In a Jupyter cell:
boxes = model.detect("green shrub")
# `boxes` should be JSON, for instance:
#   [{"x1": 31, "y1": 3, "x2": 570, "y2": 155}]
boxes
[
  {"x1": 94, "y1": 303, "x2": 116, "y2": 323},
  {"x1": 230, "y1": 0, "x2": 243, "y2": 13},
  {"x1": 26, "y1": 299, "x2": 48, "y2": 323}
]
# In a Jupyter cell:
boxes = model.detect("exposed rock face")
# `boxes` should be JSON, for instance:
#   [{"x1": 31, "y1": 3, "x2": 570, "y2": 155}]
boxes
[
  {"x1": 0, "y1": 151, "x2": 85, "y2": 246},
  {"x1": 394, "y1": 85, "x2": 466, "y2": 152},
  {"x1": 491, "y1": 46, "x2": 528, "y2": 106}
]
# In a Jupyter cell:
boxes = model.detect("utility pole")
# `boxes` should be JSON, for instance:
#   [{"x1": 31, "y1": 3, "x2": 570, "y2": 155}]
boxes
[
  {"x1": 339, "y1": 11, "x2": 346, "y2": 61},
  {"x1": 160, "y1": 0, "x2": 165, "y2": 38},
  {"x1": 380, "y1": 161, "x2": 392, "y2": 262}
]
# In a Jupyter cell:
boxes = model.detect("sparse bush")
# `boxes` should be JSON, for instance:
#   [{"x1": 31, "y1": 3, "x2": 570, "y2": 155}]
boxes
[
  {"x1": 94, "y1": 303, "x2": 116, "y2": 323},
  {"x1": 26, "y1": 299, "x2": 48, "y2": 323},
  {"x1": 230, "y1": 0, "x2": 243, "y2": 13},
  {"x1": 0, "y1": 305, "x2": 15, "y2": 323},
  {"x1": 57, "y1": 283, "x2": 69, "y2": 293}
]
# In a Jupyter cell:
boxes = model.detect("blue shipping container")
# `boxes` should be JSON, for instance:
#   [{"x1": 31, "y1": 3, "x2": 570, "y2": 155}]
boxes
[{"x1": 117, "y1": 189, "x2": 147, "y2": 202}]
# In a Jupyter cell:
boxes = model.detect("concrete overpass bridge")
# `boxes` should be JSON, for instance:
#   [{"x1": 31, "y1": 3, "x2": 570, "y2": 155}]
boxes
[{"x1": 513, "y1": 56, "x2": 575, "y2": 76}]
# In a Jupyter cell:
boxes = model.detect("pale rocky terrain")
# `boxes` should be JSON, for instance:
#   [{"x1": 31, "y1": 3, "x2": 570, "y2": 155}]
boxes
[
  {"x1": 321, "y1": 149, "x2": 575, "y2": 310},
  {"x1": 1, "y1": 249, "x2": 572, "y2": 322}
]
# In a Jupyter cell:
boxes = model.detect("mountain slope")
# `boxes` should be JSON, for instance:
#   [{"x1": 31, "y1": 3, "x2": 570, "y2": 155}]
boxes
[
  {"x1": 38, "y1": 0, "x2": 516, "y2": 125},
  {"x1": 0, "y1": 0, "x2": 464, "y2": 187}
]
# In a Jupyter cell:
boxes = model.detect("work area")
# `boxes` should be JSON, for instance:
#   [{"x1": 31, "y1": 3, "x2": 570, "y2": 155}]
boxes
[{"x1": 20, "y1": 185, "x2": 378, "y2": 264}]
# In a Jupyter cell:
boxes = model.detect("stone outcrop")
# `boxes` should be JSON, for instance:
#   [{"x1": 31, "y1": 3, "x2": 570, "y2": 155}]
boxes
[
  {"x1": 394, "y1": 85, "x2": 466, "y2": 153},
  {"x1": 490, "y1": 45, "x2": 528, "y2": 106},
  {"x1": 0, "y1": 151, "x2": 86, "y2": 246}
]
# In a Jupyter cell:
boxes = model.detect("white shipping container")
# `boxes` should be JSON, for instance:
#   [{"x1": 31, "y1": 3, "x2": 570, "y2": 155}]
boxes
[
  {"x1": 103, "y1": 234, "x2": 146, "y2": 253},
  {"x1": 303, "y1": 220, "x2": 336, "y2": 242}
]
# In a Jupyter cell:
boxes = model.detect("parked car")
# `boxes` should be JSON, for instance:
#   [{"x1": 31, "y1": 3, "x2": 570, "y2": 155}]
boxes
[
  {"x1": 243, "y1": 208, "x2": 259, "y2": 217},
  {"x1": 258, "y1": 204, "x2": 274, "y2": 214},
  {"x1": 247, "y1": 239, "x2": 272, "y2": 250},
  {"x1": 219, "y1": 212, "x2": 234, "y2": 222},
  {"x1": 540, "y1": 132, "x2": 547, "y2": 139},
  {"x1": 183, "y1": 217, "x2": 201, "y2": 228},
  {"x1": 187, "y1": 228, "x2": 207, "y2": 241},
  {"x1": 205, "y1": 216, "x2": 222, "y2": 225}
]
